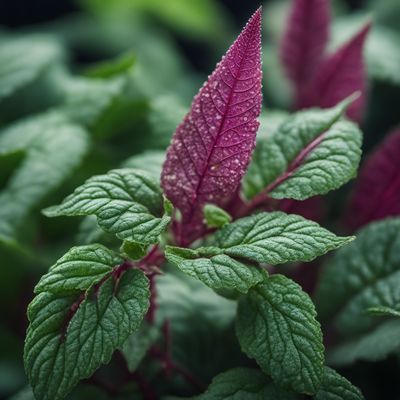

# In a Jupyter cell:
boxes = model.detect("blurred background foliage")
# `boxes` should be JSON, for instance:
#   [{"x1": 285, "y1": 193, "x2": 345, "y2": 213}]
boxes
[{"x1": 0, "y1": 0, "x2": 400, "y2": 399}]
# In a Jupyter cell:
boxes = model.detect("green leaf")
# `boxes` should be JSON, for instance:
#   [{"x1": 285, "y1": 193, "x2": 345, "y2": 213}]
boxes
[
  {"x1": 182, "y1": 367, "x2": 297, "y2": 399},
  {"x1": 120, "y1": 240, "x2": 147, "y2": 260},
  {"x1": 122, "y1": 150, "x2": 165, "y2": 181},
  {"x1": 314, "y1": 367, "x2": 364, "y2": 400},
  {"x1": 244, "y1": 99, "x2": 362, "y2": 200},
  {"x1": 83, "y1": 51, "x2": 136, "y2": 79},
  {"x1": 35, "y1": 244, "x2": 122, "y2": 294},
  {"x1": 43, "y1": 168, "x2": 171, "y2": 245},
  {"x1": 120, "y1": 321, "x2": 159, "y2": 372},
  {"x1": 0, "y1": 35, "x2": 63, "y2": 102},
  {"x1": 25, "y1": 268, "x2": 149, "y2": 400},
  {"x1": 315, "y1": 218, "x2": 400, "y2": 336},
  {"x1": 366, "y1": 305, "x2": 400, "y2": 318},
  {"x1": 328, "y1": 319, "x2": 400, "y2": 366},
  {"x1": 215, "y1": 212, "x2": 352, "y2": 265},
  {"x1": 236, "y1": 275, "x2": 324, "y2": 394},
  {"x1": 165, "y1": 246, "x2": 267, "y2": 294},
  {"x1": 167, "y1": 212, "x2": 351, "y2": 292},
  {"x1": 203, "y1": 204, "x2": 232, "y2": 228},
  {"x1": 0, "y1": 112, "x2": 89, "y2": 246}
]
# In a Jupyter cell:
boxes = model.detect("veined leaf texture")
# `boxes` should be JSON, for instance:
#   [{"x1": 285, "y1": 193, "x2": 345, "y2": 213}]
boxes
[{"x1": 161, "y1": 8, "x2": 262, "y2": 245}]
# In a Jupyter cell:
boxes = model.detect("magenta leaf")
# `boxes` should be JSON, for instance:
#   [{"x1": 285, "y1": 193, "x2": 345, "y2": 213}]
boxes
[
  {"x1": 161, "y1": 8, "x2": 262, "y2": 245},
  {"x1": 346, "y1": 128, "x2": 400, "y2": 231},
  {"x1": 301, "y1": 22, "x2": 371, "y2": 122},
  {"x1": 280, "y1": 0, "x2": 330, "y2": 107}
]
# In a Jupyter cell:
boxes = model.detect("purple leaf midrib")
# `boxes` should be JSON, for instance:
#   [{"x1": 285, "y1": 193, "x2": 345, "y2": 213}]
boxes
[{"x1": 185, "y1": 22, "x2": 258, "y2": 223}]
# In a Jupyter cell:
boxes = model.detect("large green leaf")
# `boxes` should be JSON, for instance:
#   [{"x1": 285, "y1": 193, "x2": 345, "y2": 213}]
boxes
[
  {"x1": 314, "y1": 367, "x2": 364, "y2": 400},
  {"x1": 244, "y1": 99, "x2": 362, "y2": 200},
  {"x1": 0, "y1": 112, "x2": 89, "y2": 246},
  {"x1": 236, "y1": 275, "x2": 324, "y2": 395},
  {"x1": 166, "y1": 212, "x2": 351, "y2": 292},
  {"x1": 166, "y1": 211, "x2": 351, "y2": 292},
  {"x1": 180, "y1": 368, "x2": 297, "y2": 400},
  {"x1": 25, "y1": 246, "x2": 150, "y2": 400},
  {"x1": 44, "y1": 168, "x2": 170, "y2": 244},
  {"x1": 315, "y1": 218, "x2": 400, "y2": 336}
]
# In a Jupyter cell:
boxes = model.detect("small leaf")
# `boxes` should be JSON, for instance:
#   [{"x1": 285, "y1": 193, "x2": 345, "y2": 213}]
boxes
[
  {"x1": 120, "y1": 241, "x2": 147, "y2": 260},
  {"x1": 0, "y1": 112, "x2": 89, "y2": 246},
  {"x1": 314, "y1": 367, "x2": 364, "y2": 400},
  {"x1": 328, "y1": 319, "x2": 400, "y2": 366},
  {"x1": 236, "y1": 275, "x2": 324, "y2": 394},
  {"x1": 43, "y1": 168, "x2": 170, "y2": 245},
  {"x1": 366, "y1": 306, "x2": 400, "y2": 318},
  {"x1": 280, "y1": 0, "x2": 331, "y2": 106},
  {"x1": 84, "y1": 51, "x2": 136, "y2": 79},
  {"x1": 165, "y1": 246, "x2": 267, "y2": 294},
  {"x1": 243, "y1": 98, "x2": 362, "y2": 201},
  {"x1": 25, "y1": 265, "x2": 149, "y2": 400},
  {"x1": 315, "y1": 218, "x2": 400, "y2": 336},
  {"x1": 181, "y1": 367, "x2": 297, "y2": 399},
  {"x1": 161, "y1": 8, "x2": 262, "y2": 245},
  {"x1": 120, "y1": 321, "x2": 159, "y2": 372},
  {"x1": 346, "y1": 128, "x2": 400, "y2": 230},
  {"x1": 203, "y1": 204, "x2": 232, "y2": 228},
  {"x1": 302, "y1": 22, "x2": 371, "y2": 122},
  {"x1": 35, "y1": 244, "x2": 123, "y2": 294}
]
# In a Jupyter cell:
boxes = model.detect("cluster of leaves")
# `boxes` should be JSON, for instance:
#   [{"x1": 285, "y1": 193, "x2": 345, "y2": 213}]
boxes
[{"x1": 1, "y1": 0, "x2": 400, "y2": 400}]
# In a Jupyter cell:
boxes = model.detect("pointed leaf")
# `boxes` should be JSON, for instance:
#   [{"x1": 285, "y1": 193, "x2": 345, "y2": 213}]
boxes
[
  {"x1": 35, "y1": 244, "x2": 123, "y2": 294},
  {"x1": 303, "y1": 23, "x2": 371, "y2": 122},
  {"x1": 161, "y1": 9, "x2": 262, "y2": 244},
  {"x1": 0, "y1": 112, "x2": 89, "y2": 246},
  {"x1": 315, "y1": 367, "x2": 364, "y2": 400},
  {"x1": 165, "y1": 246, "x2": 267, "y2": 294},
  {"x1": 44, "y1": 168, "x2": 170, "y2": 244},
  {"x1": 346, "y1": 128, "x2": 400, "y2": 230},
  {"x1": 280, "y1": 0, "x2": 330, "y2": 105},
  {"x1": 25, "y1": 264, "x2": 149, "y2": 400},
  {"x1": 180, "y1": 368, "x2": 297, "y2": 399},
  {"x1": 243, "y1": 99, "x2": 362, "y2": 200},
  {"x1": 236, "y1": 275, "x2": 324, "y2": 394},
  {"x1": 315, "y1": 218, "x2": 400, "y2": 336},
  {"x1": 166, "y1": 211, "x2": 352, "y2": 292}
]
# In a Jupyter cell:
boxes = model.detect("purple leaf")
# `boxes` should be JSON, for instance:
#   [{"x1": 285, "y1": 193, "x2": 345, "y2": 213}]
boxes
[
  {"x1": 161, "y1": 8, "x2": 262, "y2": 245},
  {"x1": 280, "y1": 0, "x2": 330, "y2": 107},
  {"x1": 301, "y1": 22, "x2": 371, "y2": 122},
  {"x1": 346, "y1": 128, "x2": 400, "y2": 231}
]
